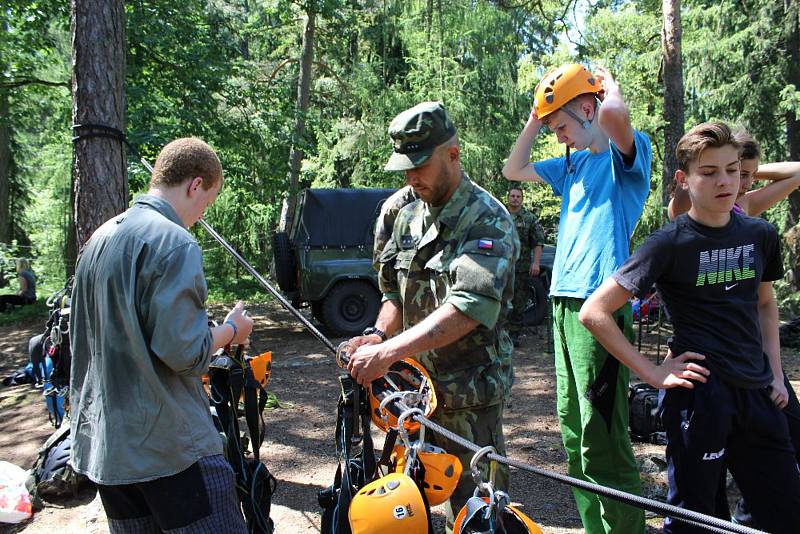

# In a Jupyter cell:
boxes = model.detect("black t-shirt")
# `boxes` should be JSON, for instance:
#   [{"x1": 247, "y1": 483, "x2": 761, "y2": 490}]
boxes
[{"x1": 613, "y1": 213, "x2": 783, "y2": 388}]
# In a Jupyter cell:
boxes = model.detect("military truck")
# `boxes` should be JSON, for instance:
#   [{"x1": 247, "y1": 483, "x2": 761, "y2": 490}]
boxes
[
  {"x1": 272, "y1": 187, "x2": 555, "y2": 336},
  {"x1": 271, "y1": 188, "x2": 395, "y2": 337}
]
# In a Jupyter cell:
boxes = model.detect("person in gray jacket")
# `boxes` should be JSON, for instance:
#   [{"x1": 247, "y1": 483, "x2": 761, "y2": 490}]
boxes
[{"x1": 69, "y1": 138, "x2": 253, "y2": 533}]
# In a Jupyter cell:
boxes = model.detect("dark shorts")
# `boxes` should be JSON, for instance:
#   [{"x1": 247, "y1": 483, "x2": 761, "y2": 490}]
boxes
[{"x1": 98, "y1": 455, "x2": 246, "y2": 534}]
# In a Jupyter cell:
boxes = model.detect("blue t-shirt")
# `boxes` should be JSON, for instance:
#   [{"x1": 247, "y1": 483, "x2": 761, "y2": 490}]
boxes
[{"x1": 533, "y1": 130, "x2": 652, "y2": 299}]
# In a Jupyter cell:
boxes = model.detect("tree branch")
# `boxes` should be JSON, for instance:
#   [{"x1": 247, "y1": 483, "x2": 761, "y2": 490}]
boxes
[{"x1": 0, "y1": 78, "x2": 69, "y2": 89}]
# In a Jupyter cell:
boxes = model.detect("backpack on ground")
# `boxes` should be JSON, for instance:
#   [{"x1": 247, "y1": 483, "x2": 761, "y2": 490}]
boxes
[
  {"x1": 25, "y1": 425, "x2": 91, "y2": 509},
  {"x1": 628, "y1": 383, "x2": 666, "y2": 444}
]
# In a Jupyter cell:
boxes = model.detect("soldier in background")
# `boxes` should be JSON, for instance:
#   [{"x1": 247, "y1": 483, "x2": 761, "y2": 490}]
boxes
[
  {"x1": 372, "y1": 185, "x2": 418, "y2": 271},
  {"x1": 506, "y1": 185, "x2": 545, "y2": 347},
  {"x1": 345, "y1": 101, "x2": 519, "y2": 530}
]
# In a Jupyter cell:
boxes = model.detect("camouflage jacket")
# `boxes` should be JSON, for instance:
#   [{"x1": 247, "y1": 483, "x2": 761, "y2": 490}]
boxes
[
  {"x1": 379, "y1": 175, "x2": 519, "y2": 410},
  {"x1": 373, "y1": 186, "x2": 419, "y2": 270},
  {"x1": 511, "y1": 207, "x2": 545, "y2": 272}
]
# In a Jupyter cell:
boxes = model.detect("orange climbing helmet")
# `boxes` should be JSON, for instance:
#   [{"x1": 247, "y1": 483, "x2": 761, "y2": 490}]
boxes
[
  {"x1": 348, "y1": 472, "x2": 429, "y2": 533},
  {"x1": 454, "y1": 495, "x2": 544, "y2": 534},
  {"x1": 368, "y1": 358, "x2": 436, "y2": 433},
  {"x1": 391, "y1": 442, "x2": 463, "y2": 506},
  {"x1": 248, "y1": 351, "x2": 272, "y2": 389},
  {"x1": 533, "y1": 63, "x2": 601, "y2": 120}
]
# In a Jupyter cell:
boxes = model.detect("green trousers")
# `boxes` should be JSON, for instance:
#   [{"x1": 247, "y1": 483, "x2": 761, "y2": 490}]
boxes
[
  {"x1": 552, "y1": 297, "x2": 645, "y2": 534},
  {"x1": 428, "y1": 402, "x2": 508, "y2": 533}
]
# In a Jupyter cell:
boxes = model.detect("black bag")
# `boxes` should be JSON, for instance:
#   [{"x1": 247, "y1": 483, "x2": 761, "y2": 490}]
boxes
[
  {"x1": 25, "y1": 425, "x2": 92, "y2": 509},
  {"x1": 319, "y1": 374, "x2": 378, "y2": 534},
  {"x1": 628, "y1": 383, "x2": 666, "y2": 444}
]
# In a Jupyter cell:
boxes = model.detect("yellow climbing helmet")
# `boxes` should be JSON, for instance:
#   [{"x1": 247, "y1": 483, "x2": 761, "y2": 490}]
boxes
[
  {"x1": 533, "y1": 63, "x2": 600, "y2": 120},
  {"x1": 391, "y1": 442, "x2": 463, "y2": 506},
  {"x1": 348, "y1": 472, "x2": 429, "y2": 533}
]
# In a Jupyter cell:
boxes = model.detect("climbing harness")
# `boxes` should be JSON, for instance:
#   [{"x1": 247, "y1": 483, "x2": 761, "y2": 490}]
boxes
[{"x1": 208, "y1": 344, "x2": 277, "y2": 533}]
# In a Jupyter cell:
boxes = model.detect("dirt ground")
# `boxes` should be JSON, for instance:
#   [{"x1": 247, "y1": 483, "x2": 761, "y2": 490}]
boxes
[{"x1": 1, "y1": 301, "x2": 799, "y2": 533}]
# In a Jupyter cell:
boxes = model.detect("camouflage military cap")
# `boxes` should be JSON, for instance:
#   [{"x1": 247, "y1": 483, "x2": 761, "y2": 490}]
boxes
[{"x1": 385, "y1": 101, "x2": 457, "y2": 171}]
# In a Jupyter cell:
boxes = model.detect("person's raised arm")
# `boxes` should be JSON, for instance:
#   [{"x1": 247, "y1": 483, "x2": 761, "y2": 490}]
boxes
[
  {"x1": 579, "y1": 277, "x2": 709, "y2": 389},
  {"x1": 744, "y1": 162, "x2": 800, "y2": 217},
  {"x1": 668, "y1": 184, "x2": 691, "y2": 221},
  {"x1": 502, "y1": 110, "x2": 545, "y2": 183},
  {"x1": 595, "y1": 67, "x2": 635, "y2": 158}
]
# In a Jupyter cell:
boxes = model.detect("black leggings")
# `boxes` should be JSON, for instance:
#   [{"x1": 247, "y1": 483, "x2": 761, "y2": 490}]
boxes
[{"x1": 0, "y1": 294, "x2": 34, "y2": 312}]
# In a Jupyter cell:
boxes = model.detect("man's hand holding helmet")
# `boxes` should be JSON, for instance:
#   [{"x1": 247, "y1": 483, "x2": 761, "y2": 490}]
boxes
[
  {"x1": 347, "y1": 342, "x2": 399, "y2": 386},
  {"x1": 526, "y1": 106, "x2": 543, "y2": 130}
]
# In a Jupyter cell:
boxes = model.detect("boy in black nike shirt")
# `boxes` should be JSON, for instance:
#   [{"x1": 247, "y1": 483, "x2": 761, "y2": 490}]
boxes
[{"x1": 579, "y1": 122, "x2": 800, "y2": 533}]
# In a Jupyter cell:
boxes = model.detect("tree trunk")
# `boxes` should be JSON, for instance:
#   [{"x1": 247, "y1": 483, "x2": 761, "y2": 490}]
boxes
[
  {"x1": 661, "y1": 0, "x2": 684, "y2": 214},
  {"x1": 70, "y1": 0, "x2": 127, "y2": 251},
  {"x1": 785, "y1": 0, "x2": 800, "y2": 287},
  {"x1": 285, "y1": 2, "x2": 316, "y2": 232},
  {"x1": 0, "y1": 92, "x2": 11, "y2": 245}
]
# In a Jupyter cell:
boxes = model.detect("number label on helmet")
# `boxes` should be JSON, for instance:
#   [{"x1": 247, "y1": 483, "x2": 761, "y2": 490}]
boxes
[{"x1": 392, "y1": 505, "x2": 408, "y2": 520}]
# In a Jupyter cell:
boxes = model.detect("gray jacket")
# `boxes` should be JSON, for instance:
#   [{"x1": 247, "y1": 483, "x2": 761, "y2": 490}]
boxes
[{"x1": 69, "y1": 195, "x2": 222, "y2": 484}]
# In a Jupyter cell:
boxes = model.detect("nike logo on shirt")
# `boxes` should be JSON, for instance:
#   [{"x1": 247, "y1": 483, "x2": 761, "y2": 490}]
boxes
[{"x1": 725, "y1": 284, "x2": 738, "y2": 291}]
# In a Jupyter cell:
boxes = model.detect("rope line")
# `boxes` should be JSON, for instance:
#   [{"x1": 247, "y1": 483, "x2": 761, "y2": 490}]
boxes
[{"x1": 409, "y1": 412, "x2": 765, "y2": 534}]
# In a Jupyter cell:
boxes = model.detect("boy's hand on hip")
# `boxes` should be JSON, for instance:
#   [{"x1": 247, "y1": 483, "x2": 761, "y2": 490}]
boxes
[
  {"x1": 652, "y1": 350, "x2": 709, "y2": 389},
  {"x1": 769, "y1": 378, "x2": 789, "y2": 409}
]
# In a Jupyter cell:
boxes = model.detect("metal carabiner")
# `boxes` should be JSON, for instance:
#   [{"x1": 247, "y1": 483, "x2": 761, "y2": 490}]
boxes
[
  {"x1": 472, "y1": 481, "x2": 496, "y2": 521},
  {"x1": 469, "y1": 445, "x2": 498, "y2": 488},
  {"x1": 397, "y1": 406, "x2": 425, "y2": 477},
  {"x1": 397, "y1": 406, "x2": 425, "y2": 449},
  {"x1": 335, "y1": 341, "x2": 351, "y2": 369},
  {"x1": 378, "y1": 391, "x2": 411, "y2": 430}
]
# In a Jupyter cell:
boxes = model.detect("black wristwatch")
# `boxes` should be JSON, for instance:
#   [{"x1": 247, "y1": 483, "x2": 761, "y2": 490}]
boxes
[{"x1": 362, "y1": 326, "x2": 387, "y2": 342}]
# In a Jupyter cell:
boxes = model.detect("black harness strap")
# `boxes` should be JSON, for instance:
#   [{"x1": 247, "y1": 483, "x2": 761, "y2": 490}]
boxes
[
  {"x1": 208, "y1": 345, "x2": 276, "y2": 534},
  {"x1": 319, "y1": 374, "x2": 376, "y2": 534}
]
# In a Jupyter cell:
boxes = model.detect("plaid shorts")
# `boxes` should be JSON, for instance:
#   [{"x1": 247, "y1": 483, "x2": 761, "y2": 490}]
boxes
[{"x1": 98, "y1": 455, "x2": 246, "y2": 534}]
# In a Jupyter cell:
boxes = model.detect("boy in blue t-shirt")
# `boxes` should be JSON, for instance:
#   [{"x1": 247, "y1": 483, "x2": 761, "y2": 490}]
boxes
[
  {"x1": 503, "y1": 64, "x2": 651, "y2": 533},
  {"x1": 580, "y1": 122, "x2": 800, "y2": 533}
]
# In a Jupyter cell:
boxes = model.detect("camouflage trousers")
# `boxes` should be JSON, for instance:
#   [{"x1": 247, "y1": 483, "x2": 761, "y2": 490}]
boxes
[
  {"x1": 508, "y1": 269, "x2": 530, "y2": 335},
  {"x1": 427, "y1": 402, "x2": 508, "y2": 533}
]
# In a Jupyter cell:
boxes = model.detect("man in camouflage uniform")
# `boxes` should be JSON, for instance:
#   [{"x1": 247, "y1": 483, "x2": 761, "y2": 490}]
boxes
[
  {"x1": 506, "y1": 185, "x2": 545, "y2": 346},
  {"x1": 346, "y1": 101, "x2": 519, "y2": 530}
]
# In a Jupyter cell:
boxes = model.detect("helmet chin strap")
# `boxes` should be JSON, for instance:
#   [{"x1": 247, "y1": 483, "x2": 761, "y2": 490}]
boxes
[{"x1": 563, "y1": 96, "x2": 603, "y2": 173}]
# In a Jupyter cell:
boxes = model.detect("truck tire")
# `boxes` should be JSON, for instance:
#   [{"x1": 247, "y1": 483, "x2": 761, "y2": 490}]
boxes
[
  {"x1": 272, "y1": 231, "x2": 297, "y2": 292},
  {"x1": 321, "y1": 280, "x2": 380, "y2": 337},
  {"x1": 522, "y1": 275, "x2": 548, "y2": 327}
]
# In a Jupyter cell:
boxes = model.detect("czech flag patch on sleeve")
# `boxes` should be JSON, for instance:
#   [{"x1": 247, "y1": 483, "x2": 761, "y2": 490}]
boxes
[{"x1": 478, "y1": 239, "x2": 493, "y2": 250}]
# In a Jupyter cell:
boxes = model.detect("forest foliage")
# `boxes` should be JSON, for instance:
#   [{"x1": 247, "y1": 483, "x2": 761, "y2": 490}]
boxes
[{"x1": 1, "y1": 0, "x2": 799, "y2": 303}]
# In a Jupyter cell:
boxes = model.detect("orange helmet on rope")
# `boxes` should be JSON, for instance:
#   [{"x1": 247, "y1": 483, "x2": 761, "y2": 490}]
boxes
[
  {"x1": 454, "y1": 492, "x2": 544, "y2": 534},
  {"x1": 368, "y1": 358, "x2": 436, "y2": 433},
  {"x1": 391, "y1": 442, "x2": 463, "y2": 506}
]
